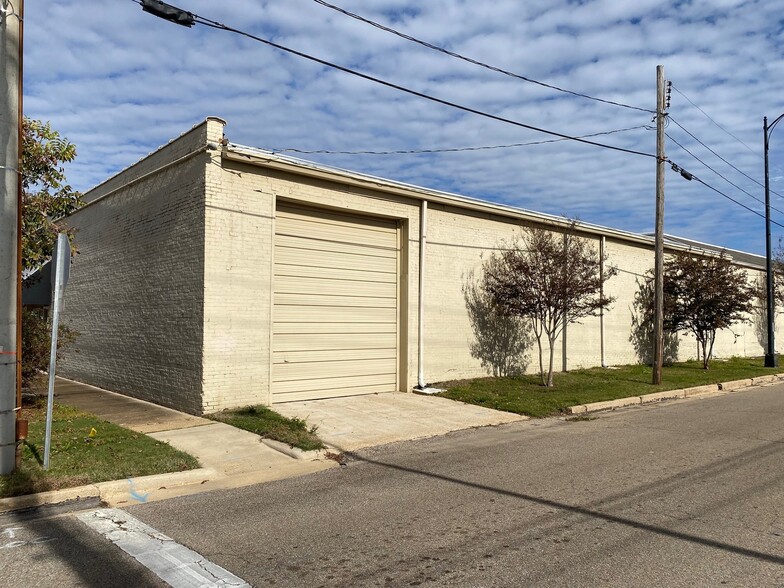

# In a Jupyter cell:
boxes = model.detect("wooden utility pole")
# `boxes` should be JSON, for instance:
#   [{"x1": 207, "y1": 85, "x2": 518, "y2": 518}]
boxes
[
  {"x1": 0, "y1": 0, "x2": 22, "y2": 475},
  {"x1": 653, "y1": 65, "x2": 666, "y2": 385}
]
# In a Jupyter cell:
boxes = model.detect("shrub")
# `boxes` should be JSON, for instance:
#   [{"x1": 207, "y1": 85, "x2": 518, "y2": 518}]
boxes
[{"x1": 21, "y1": 307, "x2": 76, "y2": 388}]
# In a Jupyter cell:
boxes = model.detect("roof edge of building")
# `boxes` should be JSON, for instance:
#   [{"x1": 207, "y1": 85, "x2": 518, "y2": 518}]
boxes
[{"x1": 224, "y1": 143, "x2": 662, "y2": 249}]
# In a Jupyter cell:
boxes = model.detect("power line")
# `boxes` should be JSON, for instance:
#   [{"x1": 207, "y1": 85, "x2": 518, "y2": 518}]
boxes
[
  {"x1": 666, "y1": 132, "x2": 784, "y2": 217},
  {"x1": 668, "y1": 115, "x2": 783, "y2": 199},
  {"x1": 311, "y1": 0, "x2": 654, "y2": 114},
  {"x1": 133, "y1": 1, "x2": 658, "y2": 160},
  {"x1": 273, "y1": 125, "x2": 649, "y2": 155},
  {"x1": 671, "y1": 85, "x2": 760, "y2": 159},
  {"x1": 669, "y1": 160, "x2": 784, "y2": 229}
]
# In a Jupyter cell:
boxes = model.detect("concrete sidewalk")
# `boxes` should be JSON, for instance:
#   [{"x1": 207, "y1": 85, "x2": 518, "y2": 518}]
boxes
[
  {"x1": 1, "y1": 379, "x2": 525, "y2": 513},
  {"x1": 275, "y1": 393, "x2": 526, "y2": 451}
]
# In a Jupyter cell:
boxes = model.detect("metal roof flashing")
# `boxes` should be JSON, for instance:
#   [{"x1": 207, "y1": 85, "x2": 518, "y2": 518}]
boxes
[{"x1": 224, "y1": 143, "x2": 662, "y2": 249}]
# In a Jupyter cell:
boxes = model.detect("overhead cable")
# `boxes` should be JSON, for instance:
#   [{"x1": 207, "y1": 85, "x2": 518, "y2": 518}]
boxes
[
  {"x1": 668, "y1": 160, "x2": 784, "y2": 229},
  {"x1": 311, "y1": 0, "x2": 654, "y2": 114},
  {"x1": 671, "y1": 85, "x2": 760, "y2": 159},
  {"x1": 666, "y1": 133, "x2": 784, "y2": 217},
  {"x1": 668, "y1": 116, "x2": 782, "y2": 198},
  {"x1": 273, "y1": 125, "x2": 649, "y2": 155},
  {"x1": 137, "y1": 3, "x2": 659, "y2": 159}
]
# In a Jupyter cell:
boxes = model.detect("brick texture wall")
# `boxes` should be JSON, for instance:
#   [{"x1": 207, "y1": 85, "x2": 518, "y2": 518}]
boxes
[{"x1": 58, "y1": 119, "x2": 221, "y2": 414}]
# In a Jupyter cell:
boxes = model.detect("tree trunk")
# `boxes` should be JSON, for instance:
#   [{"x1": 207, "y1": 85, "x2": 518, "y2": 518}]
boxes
[
  {"x1": 536, "y1": 336, "x2": 545, "y2": 386},
  {"x1": 546, "y1": 335, "x2": 556, "y2": 387},
  {"x1": 701, "y1": 337, "x2": 709, "y2": 370},
  {"x1": 706, "y1": 331, "x2": 716, "y2": 370}
]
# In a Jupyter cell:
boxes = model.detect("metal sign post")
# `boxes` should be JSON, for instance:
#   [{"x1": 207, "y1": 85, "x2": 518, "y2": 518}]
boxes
[{"x1": 43, "y1": 233, "x2": 70, "y2": 470}]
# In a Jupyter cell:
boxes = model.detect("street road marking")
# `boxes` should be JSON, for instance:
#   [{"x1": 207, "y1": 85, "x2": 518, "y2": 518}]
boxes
[
  {"x1": 2, "y1": 527, "x2": 21, "y2": 539},
  {"x1": 78, "y1": 508, "x2": 250, "y2": 588},
  {"x1": 0, "y1": 525, "x2": 56, "y2": 549}
]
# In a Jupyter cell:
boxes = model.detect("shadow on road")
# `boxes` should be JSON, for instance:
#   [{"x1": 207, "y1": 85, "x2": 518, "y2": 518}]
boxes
[
  {"x1": 0, "y1": 503, "x2": 164, "y2": 588},
  {"x1": 346, "y1": 438, "x2": 784, "y2": 566}
]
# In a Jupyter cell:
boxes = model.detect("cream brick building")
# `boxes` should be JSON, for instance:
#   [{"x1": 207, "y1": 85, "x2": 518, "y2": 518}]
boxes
[{"x1": 58, "y1": 118, "x2": 775, "y2": 414}]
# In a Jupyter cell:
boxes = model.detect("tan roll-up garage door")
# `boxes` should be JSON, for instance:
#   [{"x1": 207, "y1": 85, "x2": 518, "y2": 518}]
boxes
[{"x1": 272, "y1": 203, "x2": 399, "y2": 402}]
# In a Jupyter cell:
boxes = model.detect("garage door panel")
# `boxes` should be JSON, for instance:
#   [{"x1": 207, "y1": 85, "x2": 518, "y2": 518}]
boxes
[
  {"x1": 274, "y1": 348, "x2": 395, "y2": 364},
  {"x1": 275, "y1": 306, "x2": 397, "y2": 324},
  {"x1": 276, "y1": 275, "x2": 396, "y2": 296},
  {"x1": 275, "y1": 260, "x2": 397, "y2": 284},
  {"x1": 275, "y1": 235, "x2": 397, "y2": 263},
  {"x1": 275, "y1": 333, "x2": 395, "y2": 352},
  {"x1": 278, "y1": 205, "x2": 398, "y2": 232},
  {"x1": 275, "y1": 234, "x2": 397, "y2": 259},
  {"x1": 273, "y1": 383, "x2": 395, "y2": 403},
  {"x1": 275, "y1": 293, "x2": 397, "y2": 309},
  {"x1": 276, "y1": 217, "x2": 396, "y2": 250},
  {"x1": 272, "y1": 373, "x2": 395, "y2": 394},
  {"x1": 273, "y1": 204, "x2": 399, "y2": 402},
  {"x1": 274, "y1": 323, "x2": 397, "y2": 335},
  {"x1": 274, "y1": 358, "x2": 396, "y2": 382},
  {"x1": 276, "y1": 245, "x2": 398, "y2": 272}
]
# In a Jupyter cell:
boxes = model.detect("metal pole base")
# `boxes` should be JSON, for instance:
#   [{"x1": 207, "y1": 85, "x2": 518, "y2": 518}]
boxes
[{"x1": 764, "y1": 353, "x2": 778, "y2": 368}]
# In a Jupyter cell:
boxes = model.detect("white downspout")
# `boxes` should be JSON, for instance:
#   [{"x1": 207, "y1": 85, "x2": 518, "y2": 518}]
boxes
[
  {"x1": 414, "y1": 200, "x2": 444, "y2": 394},
  {"x1": 600, "y1": 235, "x2": 607, "y2": 368},
  {"x1": 417, "y1": 200, "x2": 427, "y2": 389}
]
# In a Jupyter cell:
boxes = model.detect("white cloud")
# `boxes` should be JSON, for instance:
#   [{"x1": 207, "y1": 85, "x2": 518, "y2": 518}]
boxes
[{"x1": 21, "y1": 0, "x2": 784, "y2": 255}]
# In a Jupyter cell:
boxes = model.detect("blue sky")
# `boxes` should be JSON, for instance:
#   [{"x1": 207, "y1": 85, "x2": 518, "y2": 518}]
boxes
[{"x1": 23, "y1": 0, "x2": 784, "y2": 255}]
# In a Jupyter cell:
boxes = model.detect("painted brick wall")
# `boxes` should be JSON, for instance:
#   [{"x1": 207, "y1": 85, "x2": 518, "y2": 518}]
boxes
[
  {"x1": 221, "y1": 159, "x2": 778, "y2": 398},
  {"x1": 201, "y1": 150, "x2": 277, "y2": 413},
  {"x1": 207, "y1": 161, "x2": 423, "y2": 405},
  {"x1": 58, "y1": 120, "x2": 215, "y2": 414}
]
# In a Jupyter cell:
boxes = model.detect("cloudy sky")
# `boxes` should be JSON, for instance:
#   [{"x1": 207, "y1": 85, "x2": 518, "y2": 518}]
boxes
[{"x1": 23, "y1": 0, "x2": 784, "y2": 254}]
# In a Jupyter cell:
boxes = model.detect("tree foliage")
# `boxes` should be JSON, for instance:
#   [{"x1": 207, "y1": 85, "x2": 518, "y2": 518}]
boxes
[
  {"x1": 20, "y1": 119, "x2": 82, "y2": 387},
  {"x1": 483, "y1": 224, "x2": 617, "y2": 387},
  {"x1": 21, "y1": 308, "x2": 76, "y2": 388},
  {"x1": 22, "y1": 118, "x2": 82, "y2": 273},
  {"x1": 663, "y1": 251, "x2": 755, "y2": 369},
  {"x1": 629, "y1": 275, "x2": 680, "y2": 366}
]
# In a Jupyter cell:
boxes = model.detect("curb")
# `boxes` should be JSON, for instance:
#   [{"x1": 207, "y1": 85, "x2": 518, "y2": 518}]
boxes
[
  {"x1": 0, "y1": 467, "x2": 215, "y2": 516},
  {"x1": 260, "y1": 439, "x2": 327, "y2": 461},
  {"x1": 567, "y1": 374, "x2": 784, "y2": 415},
  {"x1": 0, "y1": 485, "x2": 101, "y2": 517}
]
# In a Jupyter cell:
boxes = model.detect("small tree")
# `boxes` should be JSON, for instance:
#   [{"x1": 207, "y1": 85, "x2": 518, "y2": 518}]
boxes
[
  {"x1": 22, "y1": 118, "x2": 82, "y2": 273},
  {"x1": 20, "y1": 119, "x2": 82, "y2": 387},
  {"x1": 483, "y1": 224, "x2": 617, "y2": 387},
  {"x1": 663, "y1": 251, "x2": 754, "y2": 369}
]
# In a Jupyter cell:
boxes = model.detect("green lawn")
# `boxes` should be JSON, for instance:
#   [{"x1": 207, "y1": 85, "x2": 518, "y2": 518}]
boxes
[
  {"x1": 209, "y1": 405, "x2": 325, "y2": 452},
  {"x1": 1, "y1": 400, "x2": 199, "y2": 498},
  {"x1": 437, "y1": 357, "x2": 784, "y2": 418}
]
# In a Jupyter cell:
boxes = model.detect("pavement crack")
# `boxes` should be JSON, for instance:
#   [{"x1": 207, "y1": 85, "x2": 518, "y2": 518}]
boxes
[{"x1": 194, "y1": 558, "x2": 247, "y2": 586}]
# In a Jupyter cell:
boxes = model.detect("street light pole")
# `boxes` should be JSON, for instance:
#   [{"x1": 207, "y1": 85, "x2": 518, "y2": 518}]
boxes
[{"x1": 763, "y1": 114, "x2": 784, "y2": 368}]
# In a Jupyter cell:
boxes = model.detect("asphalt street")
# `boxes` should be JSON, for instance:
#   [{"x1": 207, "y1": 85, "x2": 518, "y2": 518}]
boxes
[
  {"x1": 2, "y1": 384, "x2": 783, "y2": 587},
  {"x1": 130, "y1": 385, "x2": 784, "y2": 587}
]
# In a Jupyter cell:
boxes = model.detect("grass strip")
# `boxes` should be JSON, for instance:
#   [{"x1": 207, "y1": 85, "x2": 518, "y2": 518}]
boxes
[
  {"x1": 1, "y1": 401, "x2": 199, "y2": 498},
  {"x1": 437, "y1": 357, "x2": 784, "y2": 418},
  {"x1": 209, "y1": 405, "x2": 325, "y2": 452}
]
